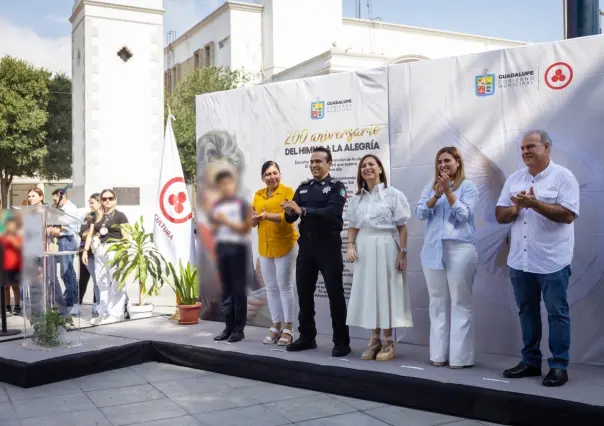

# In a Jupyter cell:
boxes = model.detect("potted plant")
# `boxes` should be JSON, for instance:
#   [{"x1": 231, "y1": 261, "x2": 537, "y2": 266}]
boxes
[
  {"x1": 166, "y1": 260, "x2": 200, "y2": 325},
  {"x1": 31, "y1": 307, "x2": 74, "y2": 347},
  {"x1": 107, "y1": 217, "x2": 167, "y2": 319}
]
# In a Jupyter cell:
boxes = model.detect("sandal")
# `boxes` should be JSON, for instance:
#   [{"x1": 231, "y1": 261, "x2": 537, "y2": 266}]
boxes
[
  {"x1": 277, "y1": 328, "x2": 294, "y2": 346},
  {"x1": 263, "y1": 327, "x2": 282, "y2": 344}
]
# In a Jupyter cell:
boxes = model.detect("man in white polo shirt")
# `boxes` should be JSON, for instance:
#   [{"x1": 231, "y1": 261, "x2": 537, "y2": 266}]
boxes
[{"x1": 496, "y1": 129, "x2": 579, "y2": 388}]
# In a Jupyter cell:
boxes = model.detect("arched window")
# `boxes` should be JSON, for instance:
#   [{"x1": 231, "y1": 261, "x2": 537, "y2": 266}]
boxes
[{"x1": 388, "y1": 54, "x2": 430, "y2": 65}]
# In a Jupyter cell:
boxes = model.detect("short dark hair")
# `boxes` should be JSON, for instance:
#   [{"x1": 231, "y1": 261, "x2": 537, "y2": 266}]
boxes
[
  {"x1": 312, "y1": 146, "x2": 332, "y2": 162},
  {"x1": 261, "y1": 161, "x2": 280, "y2": 176},
  {"x1": 215, "y1": 169, "x2": 234, "y2": 184}
]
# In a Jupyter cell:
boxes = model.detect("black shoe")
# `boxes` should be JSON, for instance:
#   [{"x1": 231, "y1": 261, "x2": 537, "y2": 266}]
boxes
[
  {"x1": 332, "y1": 345, "x2": 351, "y2": 357},
  {"x1": 228, "y1": 331, "x2": 245, "y2": 343},
  {"x1": 503, "y1": 362, "x2": 542, "y2": 379},
  {"x1": 542, "y1": 368, "x2": 568, "y2": 387},
  {"x1": 286, "y1": 337, "x2": 317, "y2": 352},
  {"x1": 13, "y1": 305, "x2": 21, "y2": 315},
  {"x1": 214, "y1": 329, "x2": 232, "y2": 341},
  {"x1": 5, "y1": 305, "x2": 12, "y2": 314}
]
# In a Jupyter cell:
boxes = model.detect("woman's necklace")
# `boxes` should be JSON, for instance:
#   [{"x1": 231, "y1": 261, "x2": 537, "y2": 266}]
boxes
[{"x1": 99, "y1": 210, "x2": 116, "y2": 236}]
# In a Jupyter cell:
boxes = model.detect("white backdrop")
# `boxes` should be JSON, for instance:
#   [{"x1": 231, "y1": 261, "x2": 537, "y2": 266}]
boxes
[
  {"x1": 389, "y1": 34, "x2": 604, "y2": 364},
  {"x1": 196, "y1": 68, "x2": 389, "y2": 337}
]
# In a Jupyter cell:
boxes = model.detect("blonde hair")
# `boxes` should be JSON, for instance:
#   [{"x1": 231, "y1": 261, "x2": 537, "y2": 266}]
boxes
[{"x1": 432, "y1": 146, "x2": 466, "y2": 192}]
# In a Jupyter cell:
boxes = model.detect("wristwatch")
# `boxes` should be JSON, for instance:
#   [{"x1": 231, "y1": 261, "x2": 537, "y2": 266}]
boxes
[{"x1": 400, "y1": 247, "x2": 407, "y2": 253}]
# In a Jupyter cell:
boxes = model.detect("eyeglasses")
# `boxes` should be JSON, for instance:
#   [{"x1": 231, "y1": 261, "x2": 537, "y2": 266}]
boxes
[{"x1": 101, "y1": 197, "x2": 115, "y2": 201}]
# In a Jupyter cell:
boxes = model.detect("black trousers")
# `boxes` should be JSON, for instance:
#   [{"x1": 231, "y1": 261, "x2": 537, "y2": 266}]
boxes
[
  {"x1": 79, "y1": 254, "x2": 90, "y2": 305},
  {"x1": 296, "y1": 232, "x2": 350, "y2": 346},
  {"x1": 216, "y1": 242, "x2": 248, "y2": 333}
]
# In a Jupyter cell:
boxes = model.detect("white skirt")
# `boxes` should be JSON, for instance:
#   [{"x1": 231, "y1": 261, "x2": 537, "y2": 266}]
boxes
[{"x1": 346, "y1": 228, "x2": 413, "y2": 329}]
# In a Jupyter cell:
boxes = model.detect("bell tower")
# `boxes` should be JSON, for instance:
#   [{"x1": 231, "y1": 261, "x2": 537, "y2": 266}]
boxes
[{"x1": 69, "y1": 0, "x2": 165, "y2": 223}]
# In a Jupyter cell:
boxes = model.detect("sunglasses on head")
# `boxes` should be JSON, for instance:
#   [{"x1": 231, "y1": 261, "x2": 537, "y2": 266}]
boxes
[{"x1": 102, "y1": 196, "x2": 115, "y2": 201}]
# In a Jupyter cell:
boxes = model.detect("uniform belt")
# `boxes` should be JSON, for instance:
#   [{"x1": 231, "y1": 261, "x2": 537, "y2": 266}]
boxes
[{"x1": 301, "y1": 231, "x2": 340, "y2": 240}]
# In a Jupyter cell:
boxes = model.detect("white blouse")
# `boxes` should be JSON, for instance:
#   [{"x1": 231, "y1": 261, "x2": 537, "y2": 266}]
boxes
[{"x1": 345, "y1": 183, "x2": 411, "y2": 230}]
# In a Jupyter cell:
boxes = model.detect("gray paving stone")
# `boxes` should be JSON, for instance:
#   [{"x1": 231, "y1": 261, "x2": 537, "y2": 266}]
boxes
[
  {"x1": 195, "y1": 404, "x2": 292, "y2": 426},
  {"x1": 86, "y1": 383, "x2": 164, "y2": 407},
  {"x1": 264, "y1": 394, "x2": 357, "y2": 423},
  {"x1": 100, "y1": 398, "x2": 189, "y2": 426},
  {"x1": 296, "y1": 411, "x2": 390, "y2": 425}
]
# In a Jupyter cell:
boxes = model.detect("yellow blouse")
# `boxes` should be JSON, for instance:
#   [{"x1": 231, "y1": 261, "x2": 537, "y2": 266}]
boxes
[{"x1": 252, "y1": 183, "x2": 299, "y2": 258}]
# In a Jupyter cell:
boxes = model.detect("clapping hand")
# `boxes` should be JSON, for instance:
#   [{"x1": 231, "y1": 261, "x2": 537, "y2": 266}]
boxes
[
  {"x1": 252, "y1": 209, "x2": 266, "y2": 226},
  {"x1": 280, "y1": 199, "x2": 301, "y2": 215},
  {"x1": 437, "y1": 173, "x2": 451, "y2": 195},
  {"x1": 510, "y1": 186, "x2": 536, "y2": 210}
]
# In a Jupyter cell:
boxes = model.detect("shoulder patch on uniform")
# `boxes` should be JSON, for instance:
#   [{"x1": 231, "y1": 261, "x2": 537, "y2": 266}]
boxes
[{"x1": 301, "y1": 179, "x2": 312, "y2": 185}]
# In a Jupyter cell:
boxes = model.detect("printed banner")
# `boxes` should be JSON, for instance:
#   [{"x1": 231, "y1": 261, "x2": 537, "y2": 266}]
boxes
[
  {"x1": 196, "y1": 68, "x2": 389, "y2": 337},
  {"x1": 388, "y1": 35, "x2": 604, "y2": 363}
]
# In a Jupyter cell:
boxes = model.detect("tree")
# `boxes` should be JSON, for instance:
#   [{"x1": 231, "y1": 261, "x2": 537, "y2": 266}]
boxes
[
  {"x1": 165, "y1": 66, "x2": 249, "y2": 184},
  {"x1": 0, "y1": 56, "x2": 50, "y2": 208},
  {"x1": 40, "y1": 73, "x2": 72, "y2": 181}
]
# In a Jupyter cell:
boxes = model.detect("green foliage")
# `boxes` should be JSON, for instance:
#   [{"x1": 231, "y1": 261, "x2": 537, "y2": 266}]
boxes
[
  {"x1": 106, "y1": 216, "x2": 167, "y2": 306},
  {"x1": 165, "y1": 66, "x2": 249, "y2": 184},
  {"x1": 0, "y1": 56, "x2": 51, "y2": 208},
  {"x1": 41, "y1": 73, "x2": 72, "y2": 181},
  {"x1": 31, "y1": 307, "x2": 74, "y2": 347},
  {"x1": 166, "y1": 260, "x2": 199, "y2": 306}
]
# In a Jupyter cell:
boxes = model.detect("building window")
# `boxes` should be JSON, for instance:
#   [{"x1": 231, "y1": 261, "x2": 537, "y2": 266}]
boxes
[
  {"x1": 204, "y1": 42, "x2": 215, "y2": 67},
  {"x1": 194, "y1": 49, "x2": 202, "y2": 68}
]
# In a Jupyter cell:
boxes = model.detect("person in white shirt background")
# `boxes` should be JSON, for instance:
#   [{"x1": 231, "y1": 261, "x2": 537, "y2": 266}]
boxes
[{"x1": 496, "y1": 129, "x2": 580, "y2": 388}]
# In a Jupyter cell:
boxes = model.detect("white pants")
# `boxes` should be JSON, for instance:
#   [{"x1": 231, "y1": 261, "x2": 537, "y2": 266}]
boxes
[
  {"x1": 259, "y1": 248, "x2": 296, "y2": 324},
  {"x1": 423, "y1": 240, "x2": 478, "y2": 367},
  {"x1": 95, "y1": 244, "x2": 127, "y2": 319}
]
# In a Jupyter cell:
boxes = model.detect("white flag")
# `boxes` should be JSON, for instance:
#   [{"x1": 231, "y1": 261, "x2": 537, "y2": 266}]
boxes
[{"x1": 154, "y1": 114, "x2": 195, "y2": 269}]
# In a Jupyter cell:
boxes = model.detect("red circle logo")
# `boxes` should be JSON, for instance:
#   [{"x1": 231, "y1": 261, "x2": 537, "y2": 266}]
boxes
[
  {"x1": 544, "y1": 62, "x2": 573, "y2": 90},
  {"x1": 159, "y1": 177, "x2": 193, "y2": 224}
]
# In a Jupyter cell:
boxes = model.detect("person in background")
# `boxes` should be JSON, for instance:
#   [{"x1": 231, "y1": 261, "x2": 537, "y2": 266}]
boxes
[
  {"x1": 75, "y1": 193, "x2": 102, "y2": 317},
  {"x1": 252, "y1": 161, "x2": 298, "y2": 345},
  {"x1": 1, "y1": 217, "x2": 23, "y2": 315},
  {"x1": 211, "y1": 169, "x2": 253, "y2": 343},
  {"x1": 82, "y1": 189, "x2": 129, "y2": 325},
  {"x1": 47, "y1": 189, "x2": 81, "y2": 315},
  {"x1": 416, "y1": 146, "x2": 478, "y2": 369},
  {"x1": 345, "y1": 154, "x2": 413, "y2": 361},
  {"x1": 496, "y1": 130, "x2": 579, "y2": 387},
  {"x1": 282, "y1": 147, "x2": 351, "y2": 358},
  {"x1": 27, "y1": 188, "x2": 44, "y2": 207}
]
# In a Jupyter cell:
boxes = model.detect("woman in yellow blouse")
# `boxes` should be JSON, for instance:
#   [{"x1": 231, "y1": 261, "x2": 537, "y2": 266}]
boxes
[{"x1": 252, "y1": 161, "x2": 299, "y2": 345}]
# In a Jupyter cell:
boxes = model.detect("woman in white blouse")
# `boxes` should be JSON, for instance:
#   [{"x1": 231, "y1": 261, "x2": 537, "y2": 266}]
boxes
[
  {"x1": 415, "y1": 146, "x2": 478, "y2": 369},
  {"x1": 345, "y1": 154, "x2": 413, "y2": 361}
]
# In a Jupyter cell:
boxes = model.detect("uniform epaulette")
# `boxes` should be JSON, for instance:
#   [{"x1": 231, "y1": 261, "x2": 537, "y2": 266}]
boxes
[
  {"x1": 301, "y1": 179, "x2": 312, "y2": 185},
  {"x1": 330, "y1": 178, "x2": 339, "y2": 184}
]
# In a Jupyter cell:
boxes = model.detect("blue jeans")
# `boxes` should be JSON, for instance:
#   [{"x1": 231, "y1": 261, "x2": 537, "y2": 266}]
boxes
[
  {"x1": 509, "y1": 266, "x2": 571, "y2": 370},
  {"x1": 58, "y1": 236, "x2": 78, "y2": 307}
]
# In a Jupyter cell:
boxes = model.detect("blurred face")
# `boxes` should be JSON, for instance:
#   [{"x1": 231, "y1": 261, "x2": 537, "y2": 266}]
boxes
[
  {"x1": 437, "y1": 152, "x2": 459, "y2": 178},
  {"x1": 27, "y1": 191, "x2": 43, "y2": 205},
  {"x1": 101, "y1": 191, "x2": 117, "y2": 211},
  {"x1": 360, "y1": 156, "x2": 382, "y2": 183},
  {"x1": 263, "y1": 165, "x2": 281, "y2": 189},
  {"x1": 521, "y1": 132, "x2": 549, "y2": 167},
  {"x1": 52, "y1": 193, "x2": 66, "y2": 207},
  {"x1": 217, "y1": 176, "x2": 237, "y2": 198},
  {"x1": 89, "y1": 198, "x2": 101, "y2": 211},
  {"x1": 5, "y1": 220, "x2": 17, "y2": 234},
  {"x1": 310, "y1": 151, "x2": 330, "y2": 179}
]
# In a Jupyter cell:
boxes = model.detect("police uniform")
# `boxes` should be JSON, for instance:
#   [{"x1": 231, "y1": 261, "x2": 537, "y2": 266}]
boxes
[{"x1": 285, "y1": 174, "x2": 351, "y2": 355}]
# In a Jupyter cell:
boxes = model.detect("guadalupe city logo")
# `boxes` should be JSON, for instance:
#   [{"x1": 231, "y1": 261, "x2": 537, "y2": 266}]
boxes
[
  {"x1": 310, "y1": 98, "x2": 353, "y2": 119},
  {"x1": 475, "y1": 70, "x2": 536, "y2": 96}
]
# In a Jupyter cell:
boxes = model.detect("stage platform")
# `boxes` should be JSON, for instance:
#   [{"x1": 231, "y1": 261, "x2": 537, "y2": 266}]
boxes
[{"x1": 0, "y1": 317, "x2": 602, "y2": 426}]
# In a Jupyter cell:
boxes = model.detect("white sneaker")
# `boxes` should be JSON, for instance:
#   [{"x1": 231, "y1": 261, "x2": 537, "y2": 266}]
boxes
[{"x1": 70, "y1": 304, "x2": 81, "y2": 316}]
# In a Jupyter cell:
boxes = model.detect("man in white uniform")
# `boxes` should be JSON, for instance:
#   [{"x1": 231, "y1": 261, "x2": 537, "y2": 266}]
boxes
[{"x1": 496, "y1": 130, "x2": 579, "y2": 387}]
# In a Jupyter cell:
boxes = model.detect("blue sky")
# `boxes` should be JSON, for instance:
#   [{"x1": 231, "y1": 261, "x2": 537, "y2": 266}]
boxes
[{"x1": 0, "y1": 0, "x2": 602, "y2": 74}]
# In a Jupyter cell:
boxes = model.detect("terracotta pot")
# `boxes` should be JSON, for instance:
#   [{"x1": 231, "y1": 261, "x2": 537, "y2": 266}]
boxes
[{"x1": 177, "y1": 302, "x2": 202, "y2": 325}]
